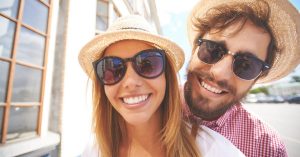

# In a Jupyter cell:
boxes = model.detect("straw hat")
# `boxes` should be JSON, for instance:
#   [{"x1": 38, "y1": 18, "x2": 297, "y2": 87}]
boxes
[
  {"x1": 187, "y1": 0, "x2": 300, "y2": 83},
  {"x1": 79, "y1": 15, "x2": 184, "y2": 78}
]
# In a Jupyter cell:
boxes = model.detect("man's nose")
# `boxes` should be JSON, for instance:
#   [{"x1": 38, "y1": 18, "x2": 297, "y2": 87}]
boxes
[{"x1": 210, "y1": 55, "x2": 234, "y2": 81}]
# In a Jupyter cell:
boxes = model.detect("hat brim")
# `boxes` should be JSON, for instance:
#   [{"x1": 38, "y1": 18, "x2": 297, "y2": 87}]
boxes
[
  {"x1": 79, "y1": 29, "x2": 185, "y2": 78},
  {"x1": 187, "y1": 0, "x2": 300, "y2": 83}
]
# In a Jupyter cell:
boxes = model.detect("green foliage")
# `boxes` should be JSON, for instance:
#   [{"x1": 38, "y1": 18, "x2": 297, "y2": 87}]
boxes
[{"x1": 249, "y1": 87, "x2": 269, "y2": 95}]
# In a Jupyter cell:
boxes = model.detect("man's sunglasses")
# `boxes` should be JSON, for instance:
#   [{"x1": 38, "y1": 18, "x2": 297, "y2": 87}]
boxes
[
  {"x1": 93, "y1": 49, "x2": 165, "y2": 85},
  {"x1": 196, "y1": 38, "x2": 270, "y2": 80}
]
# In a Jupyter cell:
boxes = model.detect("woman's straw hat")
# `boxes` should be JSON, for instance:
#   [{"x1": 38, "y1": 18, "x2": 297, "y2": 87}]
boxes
[
  {"x1": 79, "y1": 15, "x2": 184, "y2": 78},
  {"x1": 187, "y1": 0, "x2": 300, "y2": 83}
]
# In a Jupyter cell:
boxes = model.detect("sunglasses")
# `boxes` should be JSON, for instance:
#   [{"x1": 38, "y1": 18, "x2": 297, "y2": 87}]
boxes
[
  {"x1": 196, "y1": 38, "x2": 270, "y2": 80},
  {"x1": 93, "y1": 49, "x2": 165, "y2": 85}
]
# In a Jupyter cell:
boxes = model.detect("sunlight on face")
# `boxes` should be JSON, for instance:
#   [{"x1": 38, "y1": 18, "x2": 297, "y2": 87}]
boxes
[{"x1": 104, "y1": 40, "x2": 166, "y2": 126}]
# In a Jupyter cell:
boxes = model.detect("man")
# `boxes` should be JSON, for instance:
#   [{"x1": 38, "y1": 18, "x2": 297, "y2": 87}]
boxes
[{"x1": 184, "y1": 0, "x2": 300, "y2": 156}]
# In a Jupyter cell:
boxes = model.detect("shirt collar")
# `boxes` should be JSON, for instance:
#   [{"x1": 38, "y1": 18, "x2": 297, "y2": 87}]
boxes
[{"x1": 200, "y1": 102, "x2": 241, "y2": 128}]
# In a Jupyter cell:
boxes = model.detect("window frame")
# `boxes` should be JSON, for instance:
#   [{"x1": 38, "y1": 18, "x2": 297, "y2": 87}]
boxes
[
  {"x1": 96, "y1": 0, "x2": 109, "y2": 31},
  {"x1": 0, "y1": 0, "x2": 52, "y2": 144},
  {"x1": 95, "y1": 0, "x2": 121, "y2": 34}
]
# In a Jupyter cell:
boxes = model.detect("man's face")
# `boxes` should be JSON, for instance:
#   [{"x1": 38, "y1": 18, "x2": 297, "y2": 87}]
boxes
[{"x1": 185, "y1": 20, "x2": 271, "y2": 120}]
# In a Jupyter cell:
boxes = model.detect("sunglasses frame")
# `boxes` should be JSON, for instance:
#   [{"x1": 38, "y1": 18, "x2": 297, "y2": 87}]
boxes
[
  {"x1": 93, "y1": 49, "x2": 166, "y2": 85},
  {"x1": 197, "y1": 38, "x2": 270, "y2": 80}
]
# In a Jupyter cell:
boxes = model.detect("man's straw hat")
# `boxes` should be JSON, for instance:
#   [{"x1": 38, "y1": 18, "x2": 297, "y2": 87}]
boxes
[
  {"x1": 187, "y1": 0, "x2": 300, "y2": 83},
  {"x1": 79, "y1": 15, "x2": 184, "y2": 78}
]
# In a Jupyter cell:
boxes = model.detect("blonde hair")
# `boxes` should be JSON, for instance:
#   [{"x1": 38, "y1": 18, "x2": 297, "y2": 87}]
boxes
[{"x1": 91, "y1": 52, "x2": 201, "y2": 157}]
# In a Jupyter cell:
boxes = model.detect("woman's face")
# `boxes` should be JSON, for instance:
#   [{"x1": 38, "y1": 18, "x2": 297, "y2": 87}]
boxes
[{"x1": 103, "y1": 40, "x2": 166, "y2": 126}]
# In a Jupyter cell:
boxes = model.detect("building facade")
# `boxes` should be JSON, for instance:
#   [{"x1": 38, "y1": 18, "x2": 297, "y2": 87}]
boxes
[{"x1": 0, "y1": 0, "x2": 161, "y2": 156}]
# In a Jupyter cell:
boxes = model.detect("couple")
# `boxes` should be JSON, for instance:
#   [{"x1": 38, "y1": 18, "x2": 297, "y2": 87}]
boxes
[{"x1": 79, "y1": 0, "x2": 300, "y2": 157}]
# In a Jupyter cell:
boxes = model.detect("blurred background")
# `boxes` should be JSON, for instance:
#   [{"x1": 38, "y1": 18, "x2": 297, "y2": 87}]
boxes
[{"x1": 0, "y1": 0, "x2": 299, "y2": 157}]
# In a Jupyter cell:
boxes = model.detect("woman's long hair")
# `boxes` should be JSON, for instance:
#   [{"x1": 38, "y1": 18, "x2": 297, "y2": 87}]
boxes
[{"x1": 91, "y1": 52, "x2": 201, "y2": 157}]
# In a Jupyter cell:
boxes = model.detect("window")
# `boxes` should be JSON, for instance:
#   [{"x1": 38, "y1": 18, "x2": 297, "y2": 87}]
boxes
[
  {"x1": 0, "y1": 0, "x2": 51, "y2": 144},
  {"x1": 96, "y1": 0, "x2": 109, "y2": 31},
  {"x1": 96, "y1": 0, "x2": 121, "y2": 33}
]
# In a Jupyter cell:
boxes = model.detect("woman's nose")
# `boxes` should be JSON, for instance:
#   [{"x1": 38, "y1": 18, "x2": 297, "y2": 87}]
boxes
[{"x1": 120, "y1": 63, "x2": 143, "y2": 89}]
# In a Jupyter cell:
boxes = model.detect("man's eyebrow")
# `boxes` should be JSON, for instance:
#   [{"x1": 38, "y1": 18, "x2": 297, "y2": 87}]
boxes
[
  {"x1": 212, "y1": 39, "x2": 259, "y2": 58},
  {"x1": 237, "y1": 51, "x2": 261, "y2": 59},
  {"x1": 212, "y1": 39, "x2": 227, "y2": 48}
]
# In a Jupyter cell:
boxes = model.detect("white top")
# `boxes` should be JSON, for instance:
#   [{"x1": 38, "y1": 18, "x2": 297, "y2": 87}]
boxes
[
  {"x1": 196, "y1": 125, "x2": 245, "y2": 157},
  {"x1": 82, "y1": 125, "x2": 245, "y2": 157}
]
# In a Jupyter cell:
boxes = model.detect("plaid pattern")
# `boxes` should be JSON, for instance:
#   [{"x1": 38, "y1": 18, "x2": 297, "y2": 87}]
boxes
[{"x1": 200, "y1": 103, "x2": 288, "y2": 157}]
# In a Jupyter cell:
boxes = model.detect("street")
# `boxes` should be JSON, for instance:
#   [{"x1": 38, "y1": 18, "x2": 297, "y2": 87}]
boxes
[{"x1": 244, "y1": 103, "x2": 300, "y2": 157}]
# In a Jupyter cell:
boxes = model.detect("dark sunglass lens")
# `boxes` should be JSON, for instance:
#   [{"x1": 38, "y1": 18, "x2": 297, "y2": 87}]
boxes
[
  {"x1": 134, "y1": 51, "x2": 164, "y2": 78},
  {"x1": 198, "y1": 40, "x2": 225, "y2": 64},
  {"x1": 96, "y1": 58, "x2": 125, "y2": 85},
  {"x1": 233, "y1": 55, "x2": 263, "y2": 80}
]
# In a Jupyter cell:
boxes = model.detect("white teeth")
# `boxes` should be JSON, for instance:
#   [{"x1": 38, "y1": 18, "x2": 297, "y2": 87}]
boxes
[
  {"x1": 201, "y1": 82, "x2": 222, "y2": 94},
  {"x1": 123, "y1": 95, "x2": 148, "y2": 104}
]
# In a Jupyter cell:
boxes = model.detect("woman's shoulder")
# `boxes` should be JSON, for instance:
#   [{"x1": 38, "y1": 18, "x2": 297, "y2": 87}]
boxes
[{"x1": 196, "y1": 125, "x2": 245, "y2": 157}]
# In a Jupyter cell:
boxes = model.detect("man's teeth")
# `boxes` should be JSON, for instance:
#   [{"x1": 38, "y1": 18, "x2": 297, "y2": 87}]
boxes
[
  {"x1": 123, "y1": 95, "x2": 148, "y2": 104},
  {"x1": 201, "y1": 81, "x2": 222, "y2": 94}
]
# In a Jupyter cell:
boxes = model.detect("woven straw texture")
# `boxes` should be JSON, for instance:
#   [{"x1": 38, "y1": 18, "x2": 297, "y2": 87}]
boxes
[{"x1": 79, "y1": 15, "x2": 185, "y2": 78}]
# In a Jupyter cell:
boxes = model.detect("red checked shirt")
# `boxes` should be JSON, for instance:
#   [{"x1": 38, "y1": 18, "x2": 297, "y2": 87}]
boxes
[{"x1": 200, "y1": 103, "x2": 288, "y2": 157}]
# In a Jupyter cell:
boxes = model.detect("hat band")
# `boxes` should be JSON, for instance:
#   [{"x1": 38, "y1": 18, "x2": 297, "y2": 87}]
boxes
[{"x1": 119, "y1": 27, "x2": 149, "y2": 32}]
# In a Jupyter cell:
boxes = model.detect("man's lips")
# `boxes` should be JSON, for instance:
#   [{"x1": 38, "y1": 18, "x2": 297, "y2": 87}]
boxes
[
  {"x1": 201, "y1": 81, "x2": 222, "y2": 94},
  {"x1": 196, "y1": 76, "x2": 228, "y2": 95}
]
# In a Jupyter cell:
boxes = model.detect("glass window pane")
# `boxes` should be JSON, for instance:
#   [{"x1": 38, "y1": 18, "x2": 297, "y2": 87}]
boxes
[
  {"x1": 97, "y1": 1, "x2": 108, "y2": 16},
  {"x1": 0, "y1": 107, "x2": 3, "y2": 140},
  {"x1": 7, "y1": 106, "x2": 38, "y2": 142},
  {"x1": 0, "y1": 16, "x2": 16, "y2": 58},
  {"x1": 0, "y1": 0, "x2": 19, "y2": 19},
  {"x1": 16, "y1": 27, "x2": 45, "y2": 66},
  {"x1": 22, "y1": 0, "x2": 48, "y2": 33},
  {"x1": 12, "y1": 65, "x2": 42, "y2": 102},
  {"x1": 0, "y1": 61, "x2": 10, "y2": 102},
  {"x1": 96, "y1": 0, "x2": 108, "y2": 31},
  {"x1": 96, "y1": 16, "x2": 108, "y2": 31}
]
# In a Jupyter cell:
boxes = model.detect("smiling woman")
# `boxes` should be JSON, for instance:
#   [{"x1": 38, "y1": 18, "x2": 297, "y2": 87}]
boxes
[{"x1": 78, "y1": 15, "x2": 201, "y2": 157}]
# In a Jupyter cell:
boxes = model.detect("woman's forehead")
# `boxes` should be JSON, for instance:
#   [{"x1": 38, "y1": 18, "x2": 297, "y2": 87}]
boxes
[{"x1": 103, "y1": 40, "x2": 155, "y2": 57}]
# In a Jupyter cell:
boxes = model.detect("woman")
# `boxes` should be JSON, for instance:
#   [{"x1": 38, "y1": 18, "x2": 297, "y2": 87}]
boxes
[
  {"x1": 79, "y1": 15, "x2": 200, "y2": 157},
  {"x1": 79, "y1": 15, "x2": 245, "y2": 157}
]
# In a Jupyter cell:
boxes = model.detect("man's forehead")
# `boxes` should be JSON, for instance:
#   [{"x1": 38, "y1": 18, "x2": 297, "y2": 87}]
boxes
[{"x1": 204, "y1": 20, "x2": 268, "y2": 39}]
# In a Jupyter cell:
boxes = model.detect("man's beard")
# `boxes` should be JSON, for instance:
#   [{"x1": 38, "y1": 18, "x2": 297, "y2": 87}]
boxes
[{"x1": 184, "y1": 70, "x2": 250, "y2": 121}]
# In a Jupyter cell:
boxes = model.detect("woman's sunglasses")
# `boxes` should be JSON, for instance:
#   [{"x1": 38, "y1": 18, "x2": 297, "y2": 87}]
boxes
[
  {"x1": 196, "y1": 38, "x2": 270, "y2": 80},
  {"x1": 93, "y1": 49, "x2": 165, "y2": 85}
]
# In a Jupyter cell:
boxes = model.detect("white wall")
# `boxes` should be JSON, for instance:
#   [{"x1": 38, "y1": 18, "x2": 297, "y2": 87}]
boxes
[{"x1": 60, "y1": 0, "x2": 96, "y2": 156}]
